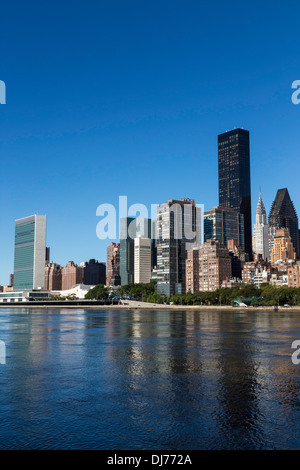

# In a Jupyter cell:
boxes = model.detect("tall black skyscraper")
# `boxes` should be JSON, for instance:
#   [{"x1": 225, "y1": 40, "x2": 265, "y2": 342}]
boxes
[
  {"x1": 218, "y1": 128, "x2": 252, "y2": 259},
  {"x1": 269, "y1": 188, "x2": 299, "y2": 259}
]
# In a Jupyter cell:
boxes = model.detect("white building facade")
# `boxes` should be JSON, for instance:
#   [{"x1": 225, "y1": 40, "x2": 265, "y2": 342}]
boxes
[
  {"x1": 253, "y1": 192, "x2": 270, "y2": 261},
  {"x1": 134, "y1": 238, "x2": 151, "y2": 284}
]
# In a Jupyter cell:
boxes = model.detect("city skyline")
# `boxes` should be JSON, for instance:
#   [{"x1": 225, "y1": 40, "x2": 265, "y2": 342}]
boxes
[
  {"x1": 1, "y1": 167, "x2": 299, "y2": 287},
  {"x1": 1, "y1": 0, "x2": 300, "y2": 284}
]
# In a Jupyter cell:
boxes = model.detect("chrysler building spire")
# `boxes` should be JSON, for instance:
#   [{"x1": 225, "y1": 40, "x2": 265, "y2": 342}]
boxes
[{"x1": 253, "y1": 190, "x2": 269, "y2": 260}]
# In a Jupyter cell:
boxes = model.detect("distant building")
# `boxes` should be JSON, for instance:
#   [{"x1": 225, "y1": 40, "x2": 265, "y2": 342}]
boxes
[
  {"x1": 45, "y1": 246, "x2": 50, "y2": 263},
  {"x1": 270, "y1": 273, "x2": 288, "y2": 287},
  {"x1": 186, "y1": 239, "x2": 232, "y2": 292},
  {"x1": 62, "y1": 261, "x2": 84, "y2": 290},
  {"x1": 227, "y1": 239, "x2": 246, "y2": 280},
  {"x1": 2, "y1": 285, "x2": 13, "y2": 293},
  {"x1": 221, "y1": 278, "x2": 244, "y2": 289},
  {"x1": 218, "y1": 128, "x2": 252, "y2": 259},
  {"x1": 83, "y1": 259, "x2": 106, "y2": 285},
  {"x1": 156, "y1": 198, "x2": 202, "y2": 296},
  {"x1": 0, "y1": 290, "x2": 51, "y2": 303},
  {"x1": 45, "y1": 263, "x2": 63, "y2": 291},
  {"x1": 186, "y1": 248, "x2": 200, "y2": 294},
  {"x1": 253, "y1": 191, "x2": 270, "y2": 261},
  {"x1": 9, "y1": 274, "x2": 14, "y2": 287},
  {"x1": 13, "y1": 215, "x2": 47, "y2": 291},
  {"x1": 288, "y1": 263, "x2": 300, "y2": 288},
  {"x1": 269, "y1": 188, "x2": 299, "y2": 259},
  {"x1": 270, "y1": 228, "x2": 296, "y2": 263},
  {"x1": 204, "y1": 206, "x2": 244, "y2": 250},
  {"x1": 120, "y1": 217, "x2": 151, "y2": 285},
  {"x1": 134, "y1": 238, "x2": 152, "y2": 284},
  {"x1": 151, "y1": 219, "x2": 158, "y2": 269},
  {"x1": 242, "y1": 255, "x2": 272, "y2": 287},
  {"x1": 272, "y1": 259, "x2": 295, "y2": 274},
  {"x1": 106, "y1": 243, "x2": 121, "y2": 286},
  {"x1": 51, "y1": 284, "x2": 95, "y2": 300},
  {"x1": 268, "y1": 226, "x2": 279, "y2": 259}
]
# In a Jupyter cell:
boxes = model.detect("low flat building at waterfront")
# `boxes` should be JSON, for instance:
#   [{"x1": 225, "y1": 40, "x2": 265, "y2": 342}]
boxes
[
  {"x1": 0, "y1": 290, "x2": 51, "y2": 303},
  {"x1": 51, "y1": 284, "x2": 95, "y2": 299}
]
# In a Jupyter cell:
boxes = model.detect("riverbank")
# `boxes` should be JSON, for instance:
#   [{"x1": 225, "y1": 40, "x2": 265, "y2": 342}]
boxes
[{"x1": 1, "y1": 300, "x2": 300, "y2": 312}]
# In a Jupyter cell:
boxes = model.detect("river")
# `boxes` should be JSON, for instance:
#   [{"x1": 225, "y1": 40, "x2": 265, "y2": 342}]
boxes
[{"x1": 0, "y1": 307, "x2": 300, "y2": 449}]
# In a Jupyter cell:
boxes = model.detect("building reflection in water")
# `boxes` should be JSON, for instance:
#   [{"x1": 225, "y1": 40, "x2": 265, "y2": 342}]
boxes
[
  {"x1": 1, "y1": 307, "x2": 300, "y2": 449},
  {"x1": 104, "y1": 309, "x2": 300, "y2": 449}
]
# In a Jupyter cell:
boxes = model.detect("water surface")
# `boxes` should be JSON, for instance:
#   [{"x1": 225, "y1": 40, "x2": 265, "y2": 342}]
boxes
[{"x1": 0, "y1": 307, "x2": 300, "y2": 450}]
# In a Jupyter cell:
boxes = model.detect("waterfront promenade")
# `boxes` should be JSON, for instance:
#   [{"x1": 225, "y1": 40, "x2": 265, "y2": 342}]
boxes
[{"x1": 1, "y1": 299, "x2": 300, "y2": 311}]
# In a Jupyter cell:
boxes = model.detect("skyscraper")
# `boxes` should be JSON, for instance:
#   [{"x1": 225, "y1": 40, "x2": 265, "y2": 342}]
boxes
[
  {"x1": 134, "y1": 238, "x2": 151, "y2": 284},
  {"x1": 253, "y1": 191, "x2": 270, "y2": 261},
  {"x1": 270, "y1": 228, "x2": 296, "y2": 263},
  {"x1": 14, "y1": 215, "x2": 47, "y2": 291},
  {"x1": 156, "y1": 198, "x2": 202, "y2": 296},
  {"x1": 218, "y1": 128, "x2": 252, "y2": 259},
  {"x1": 106, "y1": 242, "x2": 121, "y2": 286},
  {"x1": 204, "y1": 206, "x2": 244, "y2": 250},
  {"x1": 120, "y1": 217, "x2": 152, "y2": 285},
  {"x1": 269, "y1": 188, "x2": 299, "y2": 259}
]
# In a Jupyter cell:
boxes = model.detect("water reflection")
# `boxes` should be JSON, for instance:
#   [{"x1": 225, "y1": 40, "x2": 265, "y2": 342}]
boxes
[{"x1": 0, "y1": 308, "x2": 300, "y2": 449}]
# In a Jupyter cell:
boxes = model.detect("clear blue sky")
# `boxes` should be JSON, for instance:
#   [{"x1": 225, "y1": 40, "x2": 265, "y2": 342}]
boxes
[{"x1": 1, "y1": 0, "x2": 300, "y2": 284}]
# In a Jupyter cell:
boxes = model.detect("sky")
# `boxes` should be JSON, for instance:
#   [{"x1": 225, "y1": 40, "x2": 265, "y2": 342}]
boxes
[{"x1": 0, "y1": 0, "x2": 300, "y2": 284}]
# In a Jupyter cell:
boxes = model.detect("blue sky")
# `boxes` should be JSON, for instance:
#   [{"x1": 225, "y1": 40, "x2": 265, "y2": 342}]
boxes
[{"x1": 0, "y1": 0, "x2": 300, "y2": 284}]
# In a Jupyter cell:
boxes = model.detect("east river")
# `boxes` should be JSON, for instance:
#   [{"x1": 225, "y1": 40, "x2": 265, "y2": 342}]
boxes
[{"x1": 0, "y1": 307, "x2": 300, "y2": 449}]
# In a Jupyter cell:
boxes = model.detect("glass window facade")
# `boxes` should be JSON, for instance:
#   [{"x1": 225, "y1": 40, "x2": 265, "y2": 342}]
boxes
[
  {"x1": 13, "y1": 215, "x2": 47, "y2": 291},
  {"x1": 14, "y1": 221, "x2": 35, "y2": 290},
  {"x1": 204, "y1": 207, "x2": 245, "y2": 250},
  {"x1": 218, "y1": 129, "x2": 252, "y2": 259}
]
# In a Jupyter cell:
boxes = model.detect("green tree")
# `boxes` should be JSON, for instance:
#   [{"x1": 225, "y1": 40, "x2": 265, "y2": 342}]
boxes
[{"x1": 85, "y1": 284, "x2": 108, "y2": 300}]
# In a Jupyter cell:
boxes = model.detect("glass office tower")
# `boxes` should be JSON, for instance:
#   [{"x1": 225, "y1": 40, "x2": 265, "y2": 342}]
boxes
[
  {"x1": 218, "y1": 128, "x2": 252, "y2": 259},
  {"x1": 204, "y1": 206, "x2": 245, "y2": 250},
  {"x1": 156, "y1": 199, "x2": 202, "y2": 296},
  {"x1": 14, "y1": 215, "x2": 47, "y2": 291}
]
